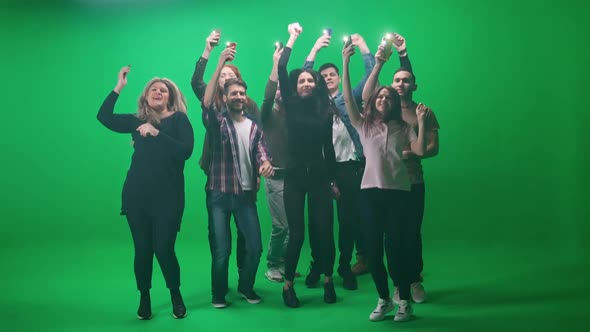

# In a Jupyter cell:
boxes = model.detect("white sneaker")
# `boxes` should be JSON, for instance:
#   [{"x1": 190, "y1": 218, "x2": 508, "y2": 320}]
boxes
[
  {"x1": 411, "y1": 282, "x2": 426, "y2": 303},
  {"x1": 392, "y1": 287, "x2": 400, "y2": 304},
  {"x1": 369, "y1": 298, "x2": 394, "y2": 321},
  {"x1": 265, "y1": 268, "x2": 283, "y2": 282},
  {"x1": 394, "y1": 300, "x2": 413, "y2": 322}
]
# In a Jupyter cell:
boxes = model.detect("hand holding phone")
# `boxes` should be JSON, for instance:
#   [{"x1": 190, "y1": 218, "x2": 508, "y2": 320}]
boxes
[
  {"x1": 343, "y1": 35, "x2": 352, "y2": 48},
  {"x1": 381, "y1": 36, "x2": 393, "y2": 58},
  {"x1": 209, "y1": 29, "x2": 221, "y2": 47}
]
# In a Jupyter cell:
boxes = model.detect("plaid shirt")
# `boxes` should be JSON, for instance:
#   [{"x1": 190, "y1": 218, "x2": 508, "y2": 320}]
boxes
[{"x1": 202, "y1": 103, "x2": 271, "y2": 194}]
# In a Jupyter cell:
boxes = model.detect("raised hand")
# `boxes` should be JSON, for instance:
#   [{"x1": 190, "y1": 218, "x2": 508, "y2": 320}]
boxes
[
  {"x1": 392, "y1": 33, "x2": 407, "y2": 53},
  {"x1": 342, "y1": 44, "x2": 355, "y2": 64},
  {"x1": 350, "y1": 33, "x2": 369, "y2": 53},
  {"x1": 288, "y1": 22, "x2": 303, "y2": 36},
  {"x1": 273, "y1": 46, "x2": 284, "y2": 64},
  {"x1": 114, "y1": 65, "x2": 130, "y2": 93},
  {"x1": 206, "y1": 29, "x2": 221, "y2": 52},
  {"x1": 375, "y1": 44, "x2": 389, "y2": 64},
  {"x1": 136, "y1": 123, "x2": 159, "y2": 137},
  {"x1": 220, "y1": 45, "x2": 236, "y2": 63},
  {"x1": 312, "y1": 34, "x2": 331, "y2": 52}
]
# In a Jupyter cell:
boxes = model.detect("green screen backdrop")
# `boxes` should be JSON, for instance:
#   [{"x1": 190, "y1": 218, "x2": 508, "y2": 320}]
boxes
[{"x1": 1, "y1": 0, "x2": 588, "y2": 331}]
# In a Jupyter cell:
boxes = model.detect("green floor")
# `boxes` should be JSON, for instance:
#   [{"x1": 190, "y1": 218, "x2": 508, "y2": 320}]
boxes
[
  {"x1": 1, "y1": 0, "x2": 588, "y2": 331},
  {"x1": 2, "y1": 217, "x2": 587, "y2": 332}
]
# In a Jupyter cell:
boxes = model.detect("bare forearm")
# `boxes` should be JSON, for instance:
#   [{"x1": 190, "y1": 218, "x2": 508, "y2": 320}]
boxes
[
  {"x1": 362, "y1": 62, "x2": 382, "y2": 103},
  {"x1": 203, "y1": 60, "x2": 224, "y2": 108},
  {"x1": 306, "y1": 48, "x2": 318, "y2": 62},
  {"x1": 343, "y1": 61, "x2": 361, "y2": 126}
]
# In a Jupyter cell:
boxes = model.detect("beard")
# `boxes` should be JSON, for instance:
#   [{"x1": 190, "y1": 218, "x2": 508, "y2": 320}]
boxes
[{"x1": 228, "y1": 101, "x2": 244, "y2": 113}]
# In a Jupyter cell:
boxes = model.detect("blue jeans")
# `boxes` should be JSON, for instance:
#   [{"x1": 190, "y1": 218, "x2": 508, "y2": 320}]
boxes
[
  {"x1": 206, "y1": 190, "x2": 262, "y2": 297},
  {"x1": 264, "y1": 172, "x2": 289, "y2": 269}
]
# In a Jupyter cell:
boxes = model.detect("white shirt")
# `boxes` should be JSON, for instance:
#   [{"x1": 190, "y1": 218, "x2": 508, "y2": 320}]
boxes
[
  {"x1": 353, "y1": 119, "x2": 416, "y2": 191},
  {"x1": 233, "y1": 118, "x2": 254, "y2": 191},
  {"x1": 332, "y1": 115, "x2": 357, "y2": 162}
]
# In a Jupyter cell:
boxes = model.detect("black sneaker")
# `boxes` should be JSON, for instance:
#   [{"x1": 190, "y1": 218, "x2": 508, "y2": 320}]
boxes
[
  {"x1": 282, "y1": 286, "x2": 300, "y2": 308},
  {"x1": 340, "y1": 269, "x2": 358, "y2": 290},
  {"x1": 305, "y1": 261, "x2": 320, "y2": 288},
  {"x1": 171, "y1": 292, "x2": 187, "y2": 319},
  {"x1": 238, "y1": 288, "x2": 262, "y2": 304},
  {"x1": 212, "y1": 294, "x2": 228, "y2": 309},
  {"x1": 324, "y1": 280, "x2": 337, "y2": 304},
  {"x1": 137, "y1": 293, "x2": 152, "y2": 320}
]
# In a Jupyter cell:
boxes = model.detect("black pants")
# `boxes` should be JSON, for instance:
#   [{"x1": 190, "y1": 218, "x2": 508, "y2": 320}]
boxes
[
  {"x1": 385, "y1": 183, "x2": 425, "y2": 285},
  {"x1": 362, "y1": 188, "x2": 411, "y2": 301},
  {"x1": 126, "y1": 206, "x2": 181, "y2": 291},
  {"x1": 334, "y1": 161, "x2": 366, "y2": 274},
  {"x1": 283, "y1": 164, "x2": 335, "y2": 282}
]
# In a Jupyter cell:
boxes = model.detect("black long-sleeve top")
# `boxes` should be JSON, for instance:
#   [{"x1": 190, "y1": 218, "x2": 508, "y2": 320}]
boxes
[
  {"x1": 260, "y1": 79, "x2": 288, "y2": 168},
  {"x1": 97, "y1": 91, "x2": 194, "y2": 220},
  {"x1": 278, "y1": 47, "x2": 336, "y2": 182}
]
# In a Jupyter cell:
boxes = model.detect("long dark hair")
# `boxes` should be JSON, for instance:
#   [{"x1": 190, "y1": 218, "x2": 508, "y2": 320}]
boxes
[
  {"x1": 288, "y1": 68, "x2": 335, "y2": 119},
  {"x1": 362, "y1": 86, "x2": 404, "y2": 134}
]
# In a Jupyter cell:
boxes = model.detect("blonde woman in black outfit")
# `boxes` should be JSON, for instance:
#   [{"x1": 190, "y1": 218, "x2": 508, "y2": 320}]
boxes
[
  {"x1": 279, "y1": 23, "x2": 338, "y2": 308},
  {"x1": 97, "y1": 66, "x2": 194, "y2": 320}
]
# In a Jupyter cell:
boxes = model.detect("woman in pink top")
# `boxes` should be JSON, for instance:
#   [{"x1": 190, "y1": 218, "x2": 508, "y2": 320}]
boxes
[{"x1": 341, "y1": 44, "x2": 426, "y2": 322}]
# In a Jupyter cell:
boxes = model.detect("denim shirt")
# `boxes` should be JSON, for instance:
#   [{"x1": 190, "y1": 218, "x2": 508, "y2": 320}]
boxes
[{"x1": 304, "y1": 53, "x2": 375, "y2": 160}]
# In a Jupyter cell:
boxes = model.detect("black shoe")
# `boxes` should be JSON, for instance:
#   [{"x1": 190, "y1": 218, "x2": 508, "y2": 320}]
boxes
[
  {"x1": 282, "y1": 286, "x2": 300, "y2": 308},
  {"x1": 238, "y1": 288, "x2": 262, "y2": 304},
  {"x1": 137, "y1": 292, "x2": 152, "y2": 320},
  {"x1": 339, "y1": 269, "x2": 358, "y2": 290},
  {"x1": 171, "y1": 292, "x2": 187, "y2": 319},
  {"x1": 324, "y1": 280, "x2": 337, "y2": 304},
  {"x1": 305, "y1": 262, "x2": 320, "y2": 288},
  {"x1": 212, "y1": 294, "x2": 228, "y2": 309}
]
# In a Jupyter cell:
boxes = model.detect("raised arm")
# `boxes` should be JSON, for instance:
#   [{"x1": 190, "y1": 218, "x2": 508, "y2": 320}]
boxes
[
  {"x1": 342, "y1": 45, "x2": 362, "y2": 127},
  {"x1": 361, "y1": 43, "x2": 388, "y2": 105},
  {"x1": 202, "y1": 46, "x2": 235, "y2": 108},
  {"x1": 392, "y1": 33, "x2": 413, "y2": 73},
  {"x1": 202, "y1": 47, "x2": 236, "y2": 128},
  {"x1": 278, "y1": 22, "x2": 303, "y2": 102},
  {"x1": 97, "y1": 66, "x2": 142, "y2": 133},
  {"x1": 190, "y1": 30, "x2": 221, "y2": 100},
  {"x1": 261, "y1": 47, "x2": 283, "y2": 127},
  {"x1": 303, "y1": 34, "x2": 331, "y2": 70},
  {"x1": 350, "y1": 34, "x2": 375, "y2": 103}
]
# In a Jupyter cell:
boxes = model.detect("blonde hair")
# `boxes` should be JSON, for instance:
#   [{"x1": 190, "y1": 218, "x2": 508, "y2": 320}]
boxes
[{"x1": 137, "y1": 78, "x2": 187, "y2": 125}]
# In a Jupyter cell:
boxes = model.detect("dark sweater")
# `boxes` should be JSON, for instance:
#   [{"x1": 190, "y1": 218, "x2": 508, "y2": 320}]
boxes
[
  {"x1": 97, "y1": 91, "x2": 194, "y2": 218},
  {"x1": 260, "y1": 79, "x2": 287, "y2": 168},
  {"x1": 278, "y1": 47, "x2": 336, "y2": 181}
]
